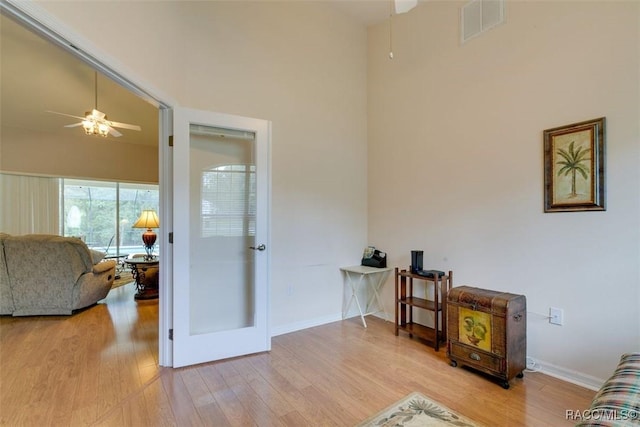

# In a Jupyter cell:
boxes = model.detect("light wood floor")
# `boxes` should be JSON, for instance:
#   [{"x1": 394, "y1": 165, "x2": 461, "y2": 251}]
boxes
[{"x1": 1, "y1": 284, "x2": 595, "y2": 426}]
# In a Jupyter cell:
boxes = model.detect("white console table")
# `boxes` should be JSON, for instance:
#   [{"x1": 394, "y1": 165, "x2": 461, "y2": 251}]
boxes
[{"x1": 340, "y1": 265, "x2": 393, "y2": 328}]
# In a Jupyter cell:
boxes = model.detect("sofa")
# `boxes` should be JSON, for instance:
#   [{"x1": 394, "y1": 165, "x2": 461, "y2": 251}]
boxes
[
  {"x1": 576, "y1": 353, "x2": 640, "y2": 426},
  {"x1": 0, "y1": 233, "x2": 116, "y2": 316}
]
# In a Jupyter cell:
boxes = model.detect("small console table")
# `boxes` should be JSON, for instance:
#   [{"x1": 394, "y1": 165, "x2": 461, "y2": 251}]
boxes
[
  {"x1": 124, "y1": 257, "x2": 159, "y2": 300},
  {"x1": 340, "y1": 265, "x2": 393, "y2": 328}
]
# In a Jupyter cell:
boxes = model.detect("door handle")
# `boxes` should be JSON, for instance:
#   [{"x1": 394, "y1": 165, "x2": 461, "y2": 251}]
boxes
[{"x1": 249, "y1": 244, "x2": 266, "y2": 251}]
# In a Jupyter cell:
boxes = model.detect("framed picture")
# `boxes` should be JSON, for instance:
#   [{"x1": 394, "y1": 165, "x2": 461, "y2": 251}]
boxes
[
  {"x1": 543, "y1": 117, "x2": 606, "y2": 212},
  {"x1": 459, "y1": 307, "x2": 492, "y2": 352}
]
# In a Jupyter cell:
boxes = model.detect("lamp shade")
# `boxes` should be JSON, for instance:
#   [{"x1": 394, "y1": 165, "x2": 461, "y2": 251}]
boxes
[
  {"x1": 133, "y1": 210, "x2": 159, "y2": 259},
  {"x1": 132, "y1": 210, "x2": 160, "y2": 229}
]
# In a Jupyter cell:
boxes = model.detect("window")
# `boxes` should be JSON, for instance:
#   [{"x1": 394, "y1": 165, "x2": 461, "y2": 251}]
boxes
[{"x1": 62, "y1": 179, "x2": 159, "y2": 256}]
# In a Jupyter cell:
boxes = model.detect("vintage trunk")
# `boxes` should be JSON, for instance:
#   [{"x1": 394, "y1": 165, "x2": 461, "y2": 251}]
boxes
[{"x1": 447, "y1": 286, "x2": 526, "y2": 389}]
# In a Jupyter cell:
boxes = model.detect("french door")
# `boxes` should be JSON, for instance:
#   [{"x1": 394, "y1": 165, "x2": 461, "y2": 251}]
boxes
[{"x1": 172, "y1": 107, "x2": 271, "y2": 367}]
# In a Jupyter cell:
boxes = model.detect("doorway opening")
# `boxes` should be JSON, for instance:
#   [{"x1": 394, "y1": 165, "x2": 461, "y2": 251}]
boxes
[{"x1": 1, "y1": 1, "x2": 172, "y2": 365}]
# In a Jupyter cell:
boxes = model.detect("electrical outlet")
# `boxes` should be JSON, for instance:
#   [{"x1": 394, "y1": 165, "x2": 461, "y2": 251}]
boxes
[{"x1": 549, "y1": 307, "x2": 564, "y2": 325}]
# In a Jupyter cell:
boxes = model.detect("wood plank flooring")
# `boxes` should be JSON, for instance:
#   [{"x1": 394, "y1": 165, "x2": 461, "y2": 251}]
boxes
[{"x1": 1, "y1": 284, "x2": 595, "y2": 426}]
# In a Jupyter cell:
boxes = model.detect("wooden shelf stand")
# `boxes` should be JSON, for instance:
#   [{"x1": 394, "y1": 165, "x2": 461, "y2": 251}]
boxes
[{"x1": 394, "y1": 268, "x2": 453, "y2": 351}]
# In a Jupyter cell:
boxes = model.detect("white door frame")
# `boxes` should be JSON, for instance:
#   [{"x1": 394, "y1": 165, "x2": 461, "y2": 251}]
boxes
[
  {"x1": 158, "y1": 108, "x2": 173, "y2": 366},
  {"x1": 172, "y1": 108, "x2": 271, "y2": 367}
]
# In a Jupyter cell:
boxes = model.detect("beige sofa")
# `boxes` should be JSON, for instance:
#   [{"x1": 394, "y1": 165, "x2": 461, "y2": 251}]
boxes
[{"x1": 0, "y1": 234, "x2": 116, "y2": 316}]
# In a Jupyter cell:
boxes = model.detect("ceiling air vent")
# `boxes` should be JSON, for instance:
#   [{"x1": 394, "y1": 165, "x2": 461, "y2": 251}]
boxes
[{"x1": 461, "y1": 0, "x2": 504, "y2": 43}]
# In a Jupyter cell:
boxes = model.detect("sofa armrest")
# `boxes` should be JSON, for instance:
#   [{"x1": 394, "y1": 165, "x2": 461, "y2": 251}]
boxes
[
  {"x1": 74, "y1": 259, "x2": 116, "y2": 312},
  {"x1": 576, "y1": 353, "x2": 640, "y2": 426},
  {"x1": 92, "y1": 259, "x2": 116, "y2": 274}
]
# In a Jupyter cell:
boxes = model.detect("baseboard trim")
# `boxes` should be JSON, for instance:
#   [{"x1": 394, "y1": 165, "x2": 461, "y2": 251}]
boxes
[
  {"x1": 271, "y1": 313, "x2": 344, "y2": 337},
  {"x1": 271, "y1": 310, "x2": 395, "y2": 337},
  {"x1": 536, "y1": 359, "x2": 604, "y2": 391}
]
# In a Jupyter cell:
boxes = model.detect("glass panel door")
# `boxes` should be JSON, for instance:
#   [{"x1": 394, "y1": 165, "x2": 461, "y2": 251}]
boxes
[
  {"x1": 172, "y1": 108, "x2": 270, "y2": 367},
  {"x1": 190, "y1": 126, "x2": 256, "y2": 335}
]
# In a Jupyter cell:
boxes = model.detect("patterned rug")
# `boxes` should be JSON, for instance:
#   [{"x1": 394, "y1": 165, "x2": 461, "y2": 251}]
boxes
[{"x1": 356, "y1": 392, "x2": 481, "y2": 427}]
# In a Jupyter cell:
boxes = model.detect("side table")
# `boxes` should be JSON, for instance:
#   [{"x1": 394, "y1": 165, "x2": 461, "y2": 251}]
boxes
[
  {"x1": 340, "y1": 265, "x2": 393, "y2": 328},
  {"x1": 104, "y1": 254, "x2": 129, "y2": 279},
  {"x1": 124, "y1": 257, "x2": 159, "y2": 300}
]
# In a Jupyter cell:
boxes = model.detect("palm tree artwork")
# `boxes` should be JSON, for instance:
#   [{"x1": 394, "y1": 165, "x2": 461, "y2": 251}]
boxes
[
  {"x1": 550, "y1": 127, "x2": 595, "y2": 205},
  {"x1": 556, "y1": 140, "x2": 591, "y2": 199},
  {"x1": 544, "y1": 118, "x2": 605, "y2": 212}
]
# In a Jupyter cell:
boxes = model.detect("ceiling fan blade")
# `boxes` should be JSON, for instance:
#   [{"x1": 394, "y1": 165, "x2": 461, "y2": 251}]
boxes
[
  {"x1": 108, "y1": 127, "x2": 123, "y2": 137},
  {"x1": 108, "y1": 120, "x2": 142, "y2": 131},
  {"x1": 46, "y1": 110, "x2": 86, "y2": 121},
  {"x1": 49, "y1": 109, "x2": 139, "y2": 135}
]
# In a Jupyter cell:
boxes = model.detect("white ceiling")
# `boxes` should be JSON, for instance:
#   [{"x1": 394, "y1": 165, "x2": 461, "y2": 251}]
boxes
[{"x1": 0, "y1": 2, "x2": 399, "y2": 148}]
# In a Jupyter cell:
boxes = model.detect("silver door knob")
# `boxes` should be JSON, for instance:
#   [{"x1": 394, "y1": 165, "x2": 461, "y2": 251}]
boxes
[{"x1": 249, "y1": 244, "x2": 266, "y2": 251}]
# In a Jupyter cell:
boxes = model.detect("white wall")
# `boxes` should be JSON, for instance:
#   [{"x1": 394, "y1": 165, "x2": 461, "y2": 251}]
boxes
[
  {"x1": 1, "y1": 127, "x2": 158, "y2": 183},
  {"x1": 368, "y1": 1, "x2": 639, "y2": 386},
  {"x1": 28, "y1": 0, "x2": 639, "y2": 386},
  {"x1": 32, "y1": 1, "x2": 368, "y2": 332}
]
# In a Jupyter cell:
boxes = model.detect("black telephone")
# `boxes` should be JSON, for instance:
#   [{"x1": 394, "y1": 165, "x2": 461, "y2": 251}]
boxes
[{"x1": 361, "y1": 246, "x2": 387, "y2": 268}]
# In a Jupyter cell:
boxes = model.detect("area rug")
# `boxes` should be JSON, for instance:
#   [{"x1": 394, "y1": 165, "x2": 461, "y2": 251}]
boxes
[
  {"x1": 111, "y1": 271, "x2": 134, "y2": 289},
  {"x1": 356, "y1": 392, "x2": 481, "y2": 427}
]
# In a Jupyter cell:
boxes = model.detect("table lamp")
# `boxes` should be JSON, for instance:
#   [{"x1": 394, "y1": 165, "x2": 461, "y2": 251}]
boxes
[{"x1": 132, "y1": 209, "x2": 160, "y2": 259}]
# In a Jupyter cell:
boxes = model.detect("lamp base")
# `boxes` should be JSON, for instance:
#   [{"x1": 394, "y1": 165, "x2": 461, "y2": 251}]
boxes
[
  {"x1": 142, "y1": 229, "x2": 157, "y2": 247},
  {"x1": 142, "y1": 229, "x2": 157, "y2": 260}
]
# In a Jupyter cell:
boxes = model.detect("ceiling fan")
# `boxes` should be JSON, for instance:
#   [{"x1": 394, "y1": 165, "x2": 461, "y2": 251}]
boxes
[
  {"x1": 46, "y1": 71, "x2": 141, "y2": 137},
  {"x1": 388, "y1": 0, "x2": 418, "y2": 59},
  {"x1": 394, "y1": 0, "x2": 418, "y2": 14}
]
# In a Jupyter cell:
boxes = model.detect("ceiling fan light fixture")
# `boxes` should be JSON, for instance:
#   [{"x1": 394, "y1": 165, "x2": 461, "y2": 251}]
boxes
[
  {"x1": 82, "y1": 117, "x2": 109, "y2": 137},
  {"x1": 97, "y1": 122, "x2": 109, "y2": 137},
  {"x1": 46, "y1": 71, "x2": 141, "y2": 138},
  {"x1": 82, "y1": 119, "x2": 94, "y2": 134}
]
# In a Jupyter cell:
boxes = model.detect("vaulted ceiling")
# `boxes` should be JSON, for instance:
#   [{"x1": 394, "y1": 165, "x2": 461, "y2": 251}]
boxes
[
  {"x1": 0, "y1": 2, "x2": 396, "y2": 149},
  {"x1": 0, "y1": 14, "x2": 159, "y2": 147}
]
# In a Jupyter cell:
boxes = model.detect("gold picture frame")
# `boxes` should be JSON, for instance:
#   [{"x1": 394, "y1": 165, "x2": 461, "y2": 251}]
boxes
[{"x1": 543, "y1": 117, "x2": 606, "y2": 212}]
